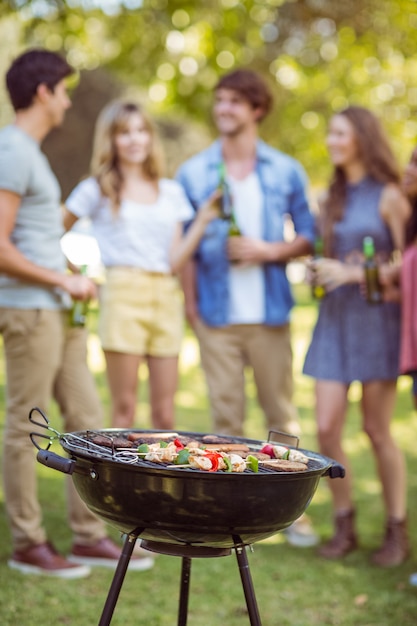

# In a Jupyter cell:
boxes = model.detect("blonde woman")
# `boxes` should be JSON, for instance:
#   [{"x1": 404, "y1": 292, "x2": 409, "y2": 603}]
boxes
[{"x1": 64, "y1": 100, "x2": 217, "y2": 429}]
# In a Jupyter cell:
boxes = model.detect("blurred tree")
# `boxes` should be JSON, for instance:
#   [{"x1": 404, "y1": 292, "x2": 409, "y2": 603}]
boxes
[
  {"x1": 42, "y1": 67, "x2": 123, "y2": 198},
  {"x1": 1, "y1": 0, "x2": 417, "y2": 191}
]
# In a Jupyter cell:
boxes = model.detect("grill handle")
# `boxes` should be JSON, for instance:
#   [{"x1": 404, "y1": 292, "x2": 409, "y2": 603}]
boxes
[
  {"x1": 37, "y1": 449, "x2": 76, "y2": 475},
  {"x1": 322, "y1": 460, "x2": 345, "y2": 479}
]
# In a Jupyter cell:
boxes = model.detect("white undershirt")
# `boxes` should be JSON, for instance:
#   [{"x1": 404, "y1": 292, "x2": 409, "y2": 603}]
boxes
[{"x1": 227, "y1": 172, "x2": 265, "y2": 324}]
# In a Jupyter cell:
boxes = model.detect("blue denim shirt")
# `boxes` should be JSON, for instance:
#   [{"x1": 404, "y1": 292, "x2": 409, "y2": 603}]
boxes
[{"x1": 176, "y1": 139, "x2": 314, "y2": 327}]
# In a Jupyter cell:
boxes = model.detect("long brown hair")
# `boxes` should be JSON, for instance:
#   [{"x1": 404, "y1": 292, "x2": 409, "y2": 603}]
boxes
[
  {"x1": 322, "y1": 106, "x2": 400, "y2": 255},
  {"x1": 90, "y1": 99, "x2": 163, "y2": 214}
]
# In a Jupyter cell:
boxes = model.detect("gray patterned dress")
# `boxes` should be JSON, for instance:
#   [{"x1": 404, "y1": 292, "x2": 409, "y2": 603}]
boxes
[{"x1": 303, "y1": 176, "x2": 400, "y2": 383}]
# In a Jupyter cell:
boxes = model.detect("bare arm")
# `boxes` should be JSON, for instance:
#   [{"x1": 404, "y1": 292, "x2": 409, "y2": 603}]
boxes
[
  {"x1": 306, "y1": 190, "x2": 363, "y2": 290},
  {"x1": 228, "y1": 234, "x2": 313, "y2": 265},
  {"x1": 308, "y1": 257, "x2": 363, "y2": 292},
  {"x1": 62, "y1": 205, "x2": 79, "y2": 232},
  {"x1": 0, "y1": 190, "x2": 95, "y2": 300},
  {"x1": 169, "y1": 192, "x2": 219, "y2": 274},
  {"x1": 376, "y1": 183, "x2": 410, "y2": 302},
  {"x1": 180, "y1": 259, "x2": 199, "y2": 329},
  {"x1": 309, "y1": 183, "x2": 410, "y2": 293},
  {"x1": 379, "y1": 183, "x2": 410, "y2": 252}
]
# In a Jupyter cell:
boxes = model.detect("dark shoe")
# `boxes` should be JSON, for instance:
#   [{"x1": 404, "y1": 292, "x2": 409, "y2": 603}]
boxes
[
  {"x1": 69, "y1": 537, "x2": 154, "y2": 571},
  {"x1": 318, "y1": 509, "x2": 358, "y2": 559},
  {"x1": 8, "y1": 542, "x2": 91, "y2": 579},
  {"x1": 371, "y1": 518, "x2": 410, "y2": 567}
]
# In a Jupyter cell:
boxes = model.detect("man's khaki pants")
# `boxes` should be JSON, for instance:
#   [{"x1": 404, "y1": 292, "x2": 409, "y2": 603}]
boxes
[
  {"x1": 195, "y1": 319, "x2": 300, "y2": 437},
  {"x1": 0, "y1": 308, "x2": 106, "y2": 551}
]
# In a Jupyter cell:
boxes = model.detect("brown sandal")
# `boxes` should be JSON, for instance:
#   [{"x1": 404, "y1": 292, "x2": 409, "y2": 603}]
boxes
[{"x1": 318, "y1": 509, "x2": 358, "y2": 559}]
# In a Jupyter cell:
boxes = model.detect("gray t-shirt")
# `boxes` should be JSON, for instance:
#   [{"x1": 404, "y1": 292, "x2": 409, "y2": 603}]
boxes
[{"x1": 0, "y1": 125, "x2": 70, "y2": 309}]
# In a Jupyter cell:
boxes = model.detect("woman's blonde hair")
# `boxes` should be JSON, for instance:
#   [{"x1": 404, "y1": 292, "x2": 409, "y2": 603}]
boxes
[{"x1": 90, "y1": 99, "x2": 164, "y2": 213}]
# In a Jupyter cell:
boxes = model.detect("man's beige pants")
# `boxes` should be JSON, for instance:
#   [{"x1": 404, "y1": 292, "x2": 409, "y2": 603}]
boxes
[
  {"x1": 195, "y1": 319, "x2": 300, "y2": 438},
  {"x1": 0, "y1": 308, "x2": 106, "y2": 551}
]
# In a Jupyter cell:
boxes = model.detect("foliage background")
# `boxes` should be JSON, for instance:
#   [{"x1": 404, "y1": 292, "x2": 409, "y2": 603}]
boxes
[{"x1": 1, "y1": 0, "x2": 417, "y2": 196}]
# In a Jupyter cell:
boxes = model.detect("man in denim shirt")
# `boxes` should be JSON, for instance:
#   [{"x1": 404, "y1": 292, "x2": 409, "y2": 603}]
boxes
[{"x1": 177, "y1": 69, "x2": 314, "y2": 440}]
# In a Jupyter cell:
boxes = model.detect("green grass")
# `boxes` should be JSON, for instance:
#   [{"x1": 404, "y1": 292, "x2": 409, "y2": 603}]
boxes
[{"x1": 1, "y1": 284, "x2": 416, "y2": 625}]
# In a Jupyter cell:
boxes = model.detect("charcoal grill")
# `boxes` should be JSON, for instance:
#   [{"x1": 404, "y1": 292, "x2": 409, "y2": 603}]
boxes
[{"x1": 30, "y1": 407, "x2": 344, "y2": 626}]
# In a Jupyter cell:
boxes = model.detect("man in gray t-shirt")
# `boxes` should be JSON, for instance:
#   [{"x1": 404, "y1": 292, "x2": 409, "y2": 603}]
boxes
[{"x1": 0, "y1": 49, "x2": 154, "y2": 578}]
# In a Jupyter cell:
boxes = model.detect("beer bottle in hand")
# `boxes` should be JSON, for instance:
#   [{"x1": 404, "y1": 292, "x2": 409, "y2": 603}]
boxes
[
  {"x1": 69, "y1": 264, "x2": 89, "y2": 327},
  {"x1": 228, "y1": 209, "x2": 241, "y2": 237},
  {"x1": 217, "y1": 162, "x2": 233, "y2": 220},
  {"x1": 227, "y1": 196, "x2": 242, "y2": 264},
  {"x1": 311, "y1": 237, "x2": 326, "y2": 300},
  {"x1": 363, "y1": 236, "x2": 382, "y2": 304}
]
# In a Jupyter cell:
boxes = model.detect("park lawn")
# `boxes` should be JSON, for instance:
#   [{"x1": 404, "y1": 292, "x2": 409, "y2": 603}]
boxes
[{"x1": 0, "y1": 284, "x2": 416, "y2": 626}]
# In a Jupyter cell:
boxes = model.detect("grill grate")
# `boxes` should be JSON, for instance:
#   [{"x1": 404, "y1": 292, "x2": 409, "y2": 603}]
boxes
[{"x1": 59, "y1": 431, "x2": 323, "y2": 474}]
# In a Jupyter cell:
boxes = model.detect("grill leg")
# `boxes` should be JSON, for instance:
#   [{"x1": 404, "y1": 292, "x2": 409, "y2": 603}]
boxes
[
  {"x1": 98, "y1": 533, "x2": 138, "y2": 626},
  {"x1": 177, "y1": 556, "x2": 192, "y2": 626},
  {"x1": 234, "y1": 545, "x2": 262, "y2": 626}
]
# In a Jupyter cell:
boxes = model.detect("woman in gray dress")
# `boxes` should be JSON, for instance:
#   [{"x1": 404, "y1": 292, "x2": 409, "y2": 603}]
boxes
[{"x1": 303, "y1": 106, "x2": 410, "y2": 566}]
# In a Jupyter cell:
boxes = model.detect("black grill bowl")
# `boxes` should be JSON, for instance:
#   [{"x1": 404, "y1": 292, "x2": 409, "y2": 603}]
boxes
[{"x1": 38, "y1": 429, "x2": 344, "y2": 549}]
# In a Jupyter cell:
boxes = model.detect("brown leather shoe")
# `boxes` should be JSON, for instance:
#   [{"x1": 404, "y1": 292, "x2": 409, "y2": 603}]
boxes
[
  {"x1": 318, "y1": 509, "x2": 358, "y2": 559},
  {"x1": 371, "y1": 518, "x2": 410, "y2": 567},
  {"x1": 69, "y1": 537, "x2": 154, "y2": 571},
  {"x1": 8, "y1": 542, "x2": 91, "y2": 579}
]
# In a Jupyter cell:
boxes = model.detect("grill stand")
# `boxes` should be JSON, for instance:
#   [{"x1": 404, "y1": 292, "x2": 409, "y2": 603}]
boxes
[
  {"x1": 98, "y1": 531, "x2": 141, "y2": 626},
  {"x1": 234, "y1": 538, "x2": 262, "y2": 626},
  {"x1": 98, "y1": 533, "x2": 263, "y2": 626},
  {"x1": 178, "y1": 556, "x2": 191, "y2": 626}
]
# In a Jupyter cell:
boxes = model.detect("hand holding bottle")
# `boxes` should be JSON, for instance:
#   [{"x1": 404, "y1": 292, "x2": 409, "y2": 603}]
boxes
[
  {"x1": 65, "y1": 265, "x2": 96, "y2": 327},
  {"x1": 168, "y1": 192, "x2": 220, "y2": 275},
  {"x1": 308, "y1": 257, "x2": 362, "y2": 292},
  {"x1": 308, "y1": 237, "x2": 326, "y2": 300},
  {"x1": 62, "y1": 272, "x2": 97, "y2": 301},
  {"x1": 305, "y1": 258, "x2": 325, "y2": 298},
  {"x1": 377, "y1": 261, "x2": 401, "y2": 302},
  {"x1": 197, "y1": 189, "x2": 224, "y2": 226}
]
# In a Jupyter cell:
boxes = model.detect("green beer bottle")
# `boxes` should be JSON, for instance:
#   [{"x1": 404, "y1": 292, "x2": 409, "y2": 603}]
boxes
[
  {"x1": 311, "y1": 237, "x2": 326, "y2": 300},
  {"x1": 363, "y1": 236, "x2": 382, "y2": 304},
  {"x1": 69, "y1": 264, "x2": 89, "y2": 327},
  {"x1": 217, "y1": 162, "x2": 233, "y2": 220},
  {"x1": 228, "y1": 209, "x2": 241, "y2": 237},
  {"x1": 227, "y1": 196, "x2": 242, "y2": 264}
]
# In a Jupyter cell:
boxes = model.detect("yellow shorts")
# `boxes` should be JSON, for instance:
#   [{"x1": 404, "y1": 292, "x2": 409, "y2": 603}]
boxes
[{"x1": 99, "y1": 267, "x2": 184, "y2": 356}]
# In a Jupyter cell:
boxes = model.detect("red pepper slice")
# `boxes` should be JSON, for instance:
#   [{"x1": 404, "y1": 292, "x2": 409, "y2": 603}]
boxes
[
  {"x1": 205, "y1": 451, "x2": 222, "y2": 472},
  {"x1": 173, "y1": 438, "x2": 185, "y2": 450}
]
